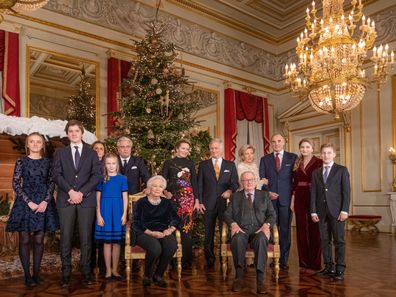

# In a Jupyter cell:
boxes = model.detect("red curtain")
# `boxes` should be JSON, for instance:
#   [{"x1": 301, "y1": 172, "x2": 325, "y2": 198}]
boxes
[
  {"x1": 107, "y1": 58, "x2": 131, "y2": 134},
  {"x1": 0, "y1": 30, "x2": 20, "y2": 116},
  {"x1": 224, "y1": 88, "x2": 270, "y2": 160}
]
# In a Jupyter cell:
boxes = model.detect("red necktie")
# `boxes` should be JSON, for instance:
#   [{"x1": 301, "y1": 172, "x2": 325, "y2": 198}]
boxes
[{"x1": 275, "y1": 153, "x2": 281, "y2": 172}]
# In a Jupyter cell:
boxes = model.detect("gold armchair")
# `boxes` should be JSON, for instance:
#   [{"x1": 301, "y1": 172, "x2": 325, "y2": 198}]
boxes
[
  {"x1": 220, "y1": 223, "x2": 280, "y2": 282},
  {"x1": 125, "y1": 193, "x2": 182, "y2": 282}
]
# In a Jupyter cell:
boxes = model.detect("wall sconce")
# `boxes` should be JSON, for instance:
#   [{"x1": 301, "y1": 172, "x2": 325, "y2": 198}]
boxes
[{"x1": 389, "y1": 147, "x2": 396, "y2": 191}]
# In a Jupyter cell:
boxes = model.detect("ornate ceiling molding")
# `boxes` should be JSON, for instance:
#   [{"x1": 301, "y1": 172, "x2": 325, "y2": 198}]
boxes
[{"x1": 44, "y1": 0, "x2": 396, "y2": 82}]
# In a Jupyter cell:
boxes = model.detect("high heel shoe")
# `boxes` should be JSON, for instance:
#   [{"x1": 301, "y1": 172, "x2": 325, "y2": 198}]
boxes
[
  {"x1": 33, "y1": 275, "x2": 43, "y2": 285},
  {"x1": 25, "y1": 276, "x2": 37, "y2": 288}
]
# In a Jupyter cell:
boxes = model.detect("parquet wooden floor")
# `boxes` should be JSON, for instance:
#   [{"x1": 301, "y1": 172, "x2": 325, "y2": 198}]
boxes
[{"x1": 1, "y1": 229, "x2": 395, "y2": 296}]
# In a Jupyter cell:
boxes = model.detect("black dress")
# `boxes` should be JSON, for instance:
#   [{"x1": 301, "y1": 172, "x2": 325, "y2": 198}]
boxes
[{"x1": 6, "y1": 156, "x2": 59, "y2": 232}]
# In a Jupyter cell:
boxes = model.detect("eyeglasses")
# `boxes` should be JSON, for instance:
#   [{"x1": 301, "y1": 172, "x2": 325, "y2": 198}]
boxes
[{"x1": 241, "y1": 179, "x2": 255, "y2": 183}]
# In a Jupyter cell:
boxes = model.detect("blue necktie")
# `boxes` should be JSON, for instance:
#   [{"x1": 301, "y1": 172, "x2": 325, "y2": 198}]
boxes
[
  {"x1": 323, "y1": 166, "x2": 330, "y2": 183},
  {"x1": 74, "y1": 146, "x2": 80, "y2": 169}
]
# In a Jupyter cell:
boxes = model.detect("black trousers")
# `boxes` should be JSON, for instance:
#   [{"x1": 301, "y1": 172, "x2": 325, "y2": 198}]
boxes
[
  {"x1": 204, "y1": 200, "x2": 226, "y2": 265},
  {"x1": 58, "y1": 205, "x2": 96, "y2": 277},
  {"x1": 231, "y1": 227, "x2": 268, "y2": 281},
  {"x1": 136, "y1": 233, "x2": 177, "y2": 277},
  {"x1": 318, "y1": 207, "x2": 346, "y2": 272}
]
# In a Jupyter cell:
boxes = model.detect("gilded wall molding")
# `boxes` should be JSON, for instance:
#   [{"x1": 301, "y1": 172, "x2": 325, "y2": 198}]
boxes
[{"x1": 44, "y1": 1, "x2": 396, "y2": 82}]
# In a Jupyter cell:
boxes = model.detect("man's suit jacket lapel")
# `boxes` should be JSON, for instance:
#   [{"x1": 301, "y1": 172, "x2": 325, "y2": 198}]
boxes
[
  {"x1": 66, "y1": 145, "x2": 77, "y2": 173},
  {"x1": 269, "y1": 153, "x2": 277, "y2": 174},
  {"x1": 325, "y1": 164, "x2": 338, "y2": 186},
  {"x1": 315, "y1": 167, "x2": 325, "y2": 187},
  {"x1": 125, "y1": 157, "x2": 137, "y2": 175},
  {"x1": 253, "y1": 190, "x2": 263, "y2": 220},
  {"x1": 218, "y1": 160, "x2": 227, "y2": 181},
  {"x1": 279, "y1": 152, "x2": 290, "y2": 173},
  {"x1": 207, "y1": 159, "x2": 217, "y2": 181},
  {"x1": 76, "y1": 144, "x2": 89, "y2": 172}
]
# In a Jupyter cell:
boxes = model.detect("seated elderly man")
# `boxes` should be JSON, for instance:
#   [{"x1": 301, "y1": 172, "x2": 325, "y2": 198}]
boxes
[
  {"x1": 224, "y1": 171, "x2": 276, "y2": 294},
  {"x1": 133, "y1": 175, "x2": 181, "y2": 288}
]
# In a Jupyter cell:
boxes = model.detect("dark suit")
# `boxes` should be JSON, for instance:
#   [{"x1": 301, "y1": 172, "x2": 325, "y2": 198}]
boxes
[
  {"x1": 259, "y1": 151, "x2": 297, "y2": 266},
  {"x1": 119, "y1": 156, "x2": 150, "y2": 195},
  {"x1": 198, "y1": 158, "x2": 239, "y2": 265},
  {"x1": 224, "y1": 190, "x2": 276, "y2": 279},
  {"x1": 310, "y1": 163, "x2": 350, "y2": 273},
  {"x1": 52, "y1": 143, "x2": 102, "y2": 277}
]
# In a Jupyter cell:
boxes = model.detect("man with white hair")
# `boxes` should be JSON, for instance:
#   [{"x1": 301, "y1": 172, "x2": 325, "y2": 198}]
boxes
[
  {"x1": 117, "y1": 136, "x2": 150, "y2": 194},
  {"x1": 224, "y1": 171, "x2": 276, "y2": 294}
]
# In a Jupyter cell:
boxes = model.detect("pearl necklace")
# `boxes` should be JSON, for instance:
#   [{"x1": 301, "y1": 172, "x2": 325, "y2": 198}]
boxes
[{"x1": 148, "y1": 197, "x2": 161, "y2": 205}]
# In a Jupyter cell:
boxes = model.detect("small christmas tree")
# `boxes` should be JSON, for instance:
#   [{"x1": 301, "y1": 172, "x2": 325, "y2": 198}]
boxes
[
  {"x1": 66, "y1": 67, "x2": 96, "y2": 133},
  {"x1": 109, "y1": 21, "x2": 211, "y2": 173}
]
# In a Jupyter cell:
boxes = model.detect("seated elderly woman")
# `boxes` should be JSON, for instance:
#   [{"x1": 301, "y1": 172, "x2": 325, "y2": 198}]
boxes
[{"x1": 133, "y1": 175, "x2": 181, "y2": 288}]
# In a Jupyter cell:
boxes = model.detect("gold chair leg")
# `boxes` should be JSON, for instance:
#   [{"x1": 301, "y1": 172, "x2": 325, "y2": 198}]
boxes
[
  {"x1": 126, "y1": 259, "x2": 131, "y2": 284},
  {"x1": 222, "y1": 254, "x2": 227, "y2": 280},
  {"x1": 274, "y1": 257, "x2": 280, "y2": 283},
  {"x1": 177, "y1": 257, "x2": 182, "y2": 279}
]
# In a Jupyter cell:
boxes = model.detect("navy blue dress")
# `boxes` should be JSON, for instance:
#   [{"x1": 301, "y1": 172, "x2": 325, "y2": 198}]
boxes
[
  {"x1": 95, "y1": 174, "x2": 128, "y2": 243},
  {"x1": 6, "y1": 156, "x2": 59, "y2": 232}
]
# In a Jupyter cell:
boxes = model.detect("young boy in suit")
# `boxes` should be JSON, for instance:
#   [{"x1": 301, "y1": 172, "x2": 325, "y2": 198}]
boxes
[{"x1": 310, "y1": 143, "x2": 350, "y2": 280}]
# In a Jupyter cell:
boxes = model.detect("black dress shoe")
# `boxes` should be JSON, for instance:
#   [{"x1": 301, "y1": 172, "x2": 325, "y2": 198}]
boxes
[
  {"x1": 280, "y1": 264, "x2": 289, "y2": 271},
  {"x1": 112, "y1": 274, "x2": 124, "y2": 281},
  {"x1": 152, "y1": 275, "x2": 167, "y2": 288},
  {"x1": 257, "y1": 282, "x2": 267, "y2": 294},
  {"x1": 232, "y1": 278, "x2": 243, "y2": 292},
  {"x1": 205, "y1": 262, "x2": 215, "y2": 270},
  {"x1": 83, "y1": 275, "x2": 93, "y2": 285},
  {"x1": 317, "y1": 266, "x2": 335, "y2": 277},
  {"x1": 25, "y1": 276, "x2": 37, "y2": 288},
  {"x1": 332, "y1": 271, "x2": 344, "y2": 280},
  {"x1": 32, "y1": 275, "x2": 43, "y2": 285},
  {"x1": 60, "y1": 276, "x2": 70, "y2": 288},
  {"x1": 143, "y1": 276, "x2": 151, "y2": 287}
]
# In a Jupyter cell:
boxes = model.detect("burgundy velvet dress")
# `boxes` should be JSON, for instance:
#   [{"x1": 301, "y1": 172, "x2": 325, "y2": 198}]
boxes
[{"x1": 293, "y1": 156, "x2": 323, "y2": 270}]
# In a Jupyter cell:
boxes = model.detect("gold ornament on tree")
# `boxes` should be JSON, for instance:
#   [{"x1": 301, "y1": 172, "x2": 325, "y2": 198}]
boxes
[{"x1": 147, "y1": 129, "x2": 155, "y2": 139}]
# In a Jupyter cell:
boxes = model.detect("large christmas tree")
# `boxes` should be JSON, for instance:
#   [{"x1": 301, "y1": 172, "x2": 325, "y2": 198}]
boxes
[{"x1": 109, "y1": 21, "x2": 211, "y2": 173}]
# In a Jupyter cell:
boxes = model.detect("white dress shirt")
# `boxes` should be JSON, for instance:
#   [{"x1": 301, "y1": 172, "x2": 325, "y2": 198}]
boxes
[
  {"x1": 71, "y1": 143, "x2": 83, "y2": 165},
  {"x1": 212, "y1": 157, "x2": 223, "y2": 169},
  {"x1": 274, "y1": 150, "x2": 284, "y2": 164}
]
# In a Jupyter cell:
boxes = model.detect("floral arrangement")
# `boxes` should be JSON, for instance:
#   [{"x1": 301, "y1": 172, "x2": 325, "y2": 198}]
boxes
[{"x1": 175, "y1": 167, "x2": 195, "y2": 233}]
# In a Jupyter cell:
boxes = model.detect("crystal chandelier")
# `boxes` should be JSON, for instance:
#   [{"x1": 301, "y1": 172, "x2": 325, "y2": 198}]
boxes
[
  {"x1": 284, "y1": 0, "x2": 395, "y2": 119},
  {"x1": 0, "y1": 0, "x2": 48, "y2": 22}
]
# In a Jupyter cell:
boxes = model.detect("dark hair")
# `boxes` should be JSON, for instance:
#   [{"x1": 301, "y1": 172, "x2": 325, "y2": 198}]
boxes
[
  {"x1": 293, "y1": 138, "x2": 314, "y2": 171},
  {"x1": 320, "y1": 143, "x2": 336, "y2": 152},
  {"x1": 91, "y1": 140, "x2": 105, "y2": 150},
  {"x1": 175, "y1": 139, "x2": 191, "y2": 150},
  {"x1": 25, "y1": 132, "x2": 46, "y2": 157},
  {"x1": 64, "y1": 120, "x2": 84, "y2": 134}
]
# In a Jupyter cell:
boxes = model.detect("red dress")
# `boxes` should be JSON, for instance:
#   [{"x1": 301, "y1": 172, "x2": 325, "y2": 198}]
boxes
[{"x1": 293, "y1": 156, "x2": 323, "y2": 270}]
